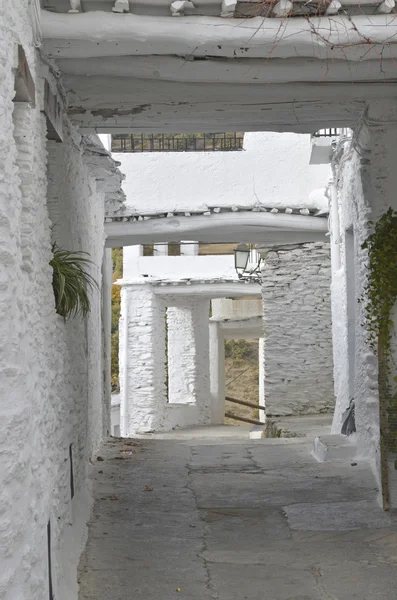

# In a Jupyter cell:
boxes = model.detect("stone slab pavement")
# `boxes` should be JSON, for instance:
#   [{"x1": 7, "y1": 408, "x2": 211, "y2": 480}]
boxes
[{"x1": 78, "y1": 434, "x2": 397, "y2": 600}]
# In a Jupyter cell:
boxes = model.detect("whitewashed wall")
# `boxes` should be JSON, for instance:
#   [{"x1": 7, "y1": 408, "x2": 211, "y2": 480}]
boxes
[
  {"x1": 119, "y1": 285, "x2": 212, "y2": 434},
  {"x1": 211, "y1": 297, "x2": 262, "y2": 320},
  {"x1": 115, "y1": 133, "x2": 330, "y2": 213},
  {"x1": 0, "y1": 8, "x2": 111, "y2": 598},
  {"x1": 123, "y1": 251, "x2": 237, "y2": 281},
  {"x1": 261, "y1": 243, "x2": 334, "y2": 417},
  {"x1": 330, "y1": 122, "x2": 397, "y2": 486}
]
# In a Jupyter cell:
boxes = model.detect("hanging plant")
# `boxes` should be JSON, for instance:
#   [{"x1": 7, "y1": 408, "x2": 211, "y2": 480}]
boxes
[
  {"x1": 50, "y1": 243, "x2": 99, "y2": 319},
  {"x1": 361, "y1": 207, "x2": 397, "y2": 456}
]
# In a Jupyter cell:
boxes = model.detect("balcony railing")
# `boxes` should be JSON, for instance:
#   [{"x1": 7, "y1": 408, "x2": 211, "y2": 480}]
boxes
[
  {"x1": 111, "y1": 132, "x2": 245, "y2": 153},
  {"x1": 313, "y1": 128, "x2": 352, "y2": 138}
]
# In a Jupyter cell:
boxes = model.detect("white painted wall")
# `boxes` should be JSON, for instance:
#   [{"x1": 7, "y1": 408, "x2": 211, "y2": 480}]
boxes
[
  {"x1": 211, "y1": 297, "x2": 262, "y2": 320},
  {"x1": 0, "y1": 7, "x2": 118, "y2": 597},
  {"x1": 167, "y1": 306, "x2": 198, "y2": 405},
  {"x1": 123, "y1": 251, "x2": 237, "y2": 281},
  {"x1": 119, "y1": 285, "x2": 212, "y2": 434},
  {"x1": 114, "y1": 133, "x2": 330, "y2": 214},
  {"x1": 262, "y1": 242, "x2": 334, "y2": 417},
  {"x1": 329, "y1": 123, "x2": 397, "y2": 494}
]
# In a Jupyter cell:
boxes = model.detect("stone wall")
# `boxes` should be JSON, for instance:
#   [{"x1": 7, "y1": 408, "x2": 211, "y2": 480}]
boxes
[
  {"x1": 167, "y1": 305, "x2": 197, "y2": 405},
  {"x1": 330, "y1": 118, "x2": 397, "y2": 484},
  {"x1": 0, "y1": 8, "x2": 116, "y2": 597},
  {"x1": 119, "y1": 285, "x2": 168, "y2": 434},
  {"x1": 261, "y1": 242, "x2": 334, "y2": 416},
  {"x1": 119, "y1": 286, "x2": 212, "y2": 434}
]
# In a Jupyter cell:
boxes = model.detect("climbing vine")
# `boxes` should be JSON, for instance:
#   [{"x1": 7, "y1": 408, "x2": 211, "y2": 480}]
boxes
[{"x1": 361, "y1": 207, "x2": 397, "y2": 455}]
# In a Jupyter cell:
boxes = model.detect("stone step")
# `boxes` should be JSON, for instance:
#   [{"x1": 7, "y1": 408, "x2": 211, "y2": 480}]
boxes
[
  {"x1": 312, "y1": 434, "x2": 357, "y2": 462},
  {"x1": 249, "y1": 425, "x2": 266, "y2": 440}
]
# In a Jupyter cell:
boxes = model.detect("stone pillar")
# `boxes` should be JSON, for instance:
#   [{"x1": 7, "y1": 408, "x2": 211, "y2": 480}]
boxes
[
  {"x1": 209, "y1": 321, "x2": 225, "y2": 424},
  {"x1": 154, "y1": 243, "x2": 168, "y2": 256},
  {"x1": 119, "y1": 284, "x2": 167, "y2": 435},
  {"x1": 167, "y1": 305, "x2": 197, "y2": 404},
  {"x1": 166, "y1": 298, "x2": 211, "y2": 423},
  {"x1": 193, "y1": 298, "x2": 211, "y2": 423},
  {"x1": 258, "y1": 337, "x2": 265, "y2": 423},
  {"x1": 101, "y1": 248, "x2": 113, "y2": 437},
  {"x1": 180, "y1": 241, "x2": 199, "y2": 256},
  {"x1": 261, "y1": 242, "x2": 334, "y2": 417},
  {"x1": 329, "y1": 112, "x2": 397, "y2": 506}
]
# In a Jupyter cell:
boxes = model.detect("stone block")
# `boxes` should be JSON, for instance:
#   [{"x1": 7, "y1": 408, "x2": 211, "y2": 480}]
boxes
[{"x1": 312, "y1": 435, "x2": 357, "y2": 462}]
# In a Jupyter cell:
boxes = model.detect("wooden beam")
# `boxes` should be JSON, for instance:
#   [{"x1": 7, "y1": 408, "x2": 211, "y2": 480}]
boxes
[
  {"x1": 226, "y1": 395, "x2": 265, "y2": 411},
  {"x1": 41, "y1": 11, "x2": 397, "y2": 62},
  {"x1": 225, "y1": 412, "x2": 263, "y2": 425},
  {"x1": 104, "y1": 212, "x2": 328, "y2": 246},
  {"x1": 14, "y1": 45, "x2": 35, "y2": 105}
]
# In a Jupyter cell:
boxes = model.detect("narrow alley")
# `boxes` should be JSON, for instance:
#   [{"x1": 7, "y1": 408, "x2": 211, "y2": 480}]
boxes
[{"x1": 79, "y1": 434, "x2": 397, "y2": 600}]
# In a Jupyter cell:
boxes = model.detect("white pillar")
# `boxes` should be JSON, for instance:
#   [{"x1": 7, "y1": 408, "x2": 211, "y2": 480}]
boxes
[
  {"x1": 194, "y1": 298, "x2": 211, "y2": 424},
  {"x1": 154, "y1": 243, "x2": 168, "y2": 256},
  {"x1": 119, "y1": 284, "x2": 167, "y2": 435},
  {"x1": 329, "y1": 177, "x2": 341, "y2": 274},
  {"x1": 209, "y1": 321, "x2": 225, "y2": 424},
  {"x1": 167, "y1": 305, "x2": 196, "y2": 404},
  {"x1": 166, "y1": 298, "x2": 211, "y2": 423},
  {"x1": 258, "y1": 337, "x2": 266, "y2": 423},
  {"x1": 101, "y1": 247, "x2": 113, "y2": 436},
  {"x1": 180, "y1": 241, "x2": 199, "y2": 256}
]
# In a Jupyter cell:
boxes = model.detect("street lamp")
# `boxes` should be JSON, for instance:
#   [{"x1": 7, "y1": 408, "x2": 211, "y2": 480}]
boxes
[{"x1": 234, "y1": 243, "x2": 262, "y2": 283}]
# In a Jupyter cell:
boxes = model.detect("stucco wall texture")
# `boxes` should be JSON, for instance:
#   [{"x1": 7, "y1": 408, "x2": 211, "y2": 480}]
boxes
[
  {"x1": 0, "y1": 9, "x2": 109, "y2": 599},
  {"x1": 119, "y1": 285, "x2": 212, "y2": 435},
  {"x1": 262, "y1": 243, "x2": 334, "y2": 417},
  {"x1": 115, "y1": 132, "x2": 330, "y2": 214},
  {"x1": 330, "y1": 123, "x2": 397, "y2": 480}
]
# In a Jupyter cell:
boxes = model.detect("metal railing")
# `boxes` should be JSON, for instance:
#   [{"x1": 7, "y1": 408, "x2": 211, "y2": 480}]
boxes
[
  {"x1": 111, "y1": 132, "x2": 245, "y2": 153},
  {"x1": 313, "y1": 128, "x2": 352, "y2": 138}
]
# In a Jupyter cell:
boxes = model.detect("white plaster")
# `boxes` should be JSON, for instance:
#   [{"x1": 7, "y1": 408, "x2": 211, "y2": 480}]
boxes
[
  {"x1": 258, "y1": 337, "x2": 265, "y2": 423},
  {"x1": 328, "y1": 121, "x2": 397, "y2": 485},
  {"x1": 41, "y1": 11, "x2": 397, "y2": 64},
  {"x1": 211, "y1": 297, "x2": 262, "y2": 320},
  {"x1": 209, "y1": 321, "x2": 225, "y2": 424},
  {"x1": 119, "y1": 285, "x2": 212, "y2": 434},
  {"x1": 219, "y1": 317, "x2": 263, "y2": 339},
  {"x1": 114, "y1": 133, "x2": 329, "y2": 215},
  {"x1": 262, "y1": 243, "x2": 334, "y2": 417},
  {"x1": 0, "y1": 8, "x2": 124, "y2": 595},
  {"x1": 123, "y1": 252, "x2": 237, "y2": 281},
  {"x1": 105, "y1": 209, "x2": 328, "y2": 247},
  {"x1": 167, "y1": 305, "x2": 198, "y2": 405}
]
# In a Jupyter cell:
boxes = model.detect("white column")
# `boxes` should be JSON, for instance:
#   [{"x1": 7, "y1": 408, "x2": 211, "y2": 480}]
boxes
[
  {"x1": 167, "y1": 305, "x2": 196, "y2": 404},
  {"x1": 209, "y1": 321, "x2": 225, "y2": 424},
  {"x1": 258, "y1": 337, "x2": 266, "y2": 423},
  {"x1": 167, "y1": 298, "x2": 211, "y2": 422},
  {"x1": 101, "y1": 247, "x2": 113, "y2": 436},
  {"x1": 119, "y1": 284, "x2": 167, "y2": 435},
  {"x1": 329, "y1": 177, "x2": 341, "y2": 274},
  {"x1": 154, "y1": 243, "x2": 168, "y2": 256},
  {"x1": 180, "y1": 241, "x2": 199, "y2": 256},
  {"x1": 193, "y1": 298, "x2": 211, "y2": 424}
]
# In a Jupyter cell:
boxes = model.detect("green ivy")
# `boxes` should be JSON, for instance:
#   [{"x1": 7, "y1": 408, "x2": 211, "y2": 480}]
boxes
[{"x1": 361, "y1": 208, "x2": 397, "y2": 452}]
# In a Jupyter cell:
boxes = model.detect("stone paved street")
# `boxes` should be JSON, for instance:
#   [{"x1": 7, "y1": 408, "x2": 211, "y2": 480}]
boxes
[{"x1": 78, "y1": 435, "x2": 397, "y2": 600}]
